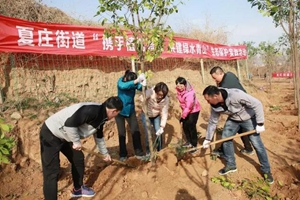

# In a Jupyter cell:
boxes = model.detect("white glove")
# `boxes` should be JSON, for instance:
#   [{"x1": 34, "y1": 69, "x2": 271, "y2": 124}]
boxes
[
  {"x1": 103, "y1": 154, "x2": 111, "y2": 162},
  {"x1": 141, "y1": 79, "x2": 147, "y2": 87},
  {"x1": 72, "y1": 143, "x2": 82, "y2": 151},
  {"x1": 256, "y1": 125, "x2": 265, "y2": 133},
  {"x1": 137, "y1": 73, "x2": 146, "y2": 83},
  {"x1": 155, "y1": 127, "x2": 164, "y2": 136},
  {"x1": 202, "y1": 139, "x2": 211, "y2": 149}
]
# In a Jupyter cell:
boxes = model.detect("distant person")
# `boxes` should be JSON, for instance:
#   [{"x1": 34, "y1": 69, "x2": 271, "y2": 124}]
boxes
[
  {"x1": 140, "y1": 82, "x2": 170, "y2": 154},
  {"x1": 202, "y1": 85, "x2": 273, "y2": 184},
  {"x1": 175, "y1": 77, "x2": 201, "y2": 154},
  {"x1": 116, "y1": 70, "x2": 146, "y2": 161},
  {"x1": 210, "y1": 66, "x2": 254, "y2": 156},
  {"x1": 40, "y1": 96, "x2": 123, "y2": 200}
]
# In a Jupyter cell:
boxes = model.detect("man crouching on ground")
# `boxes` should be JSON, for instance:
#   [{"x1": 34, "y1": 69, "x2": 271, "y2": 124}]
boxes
[
  {"x1": 40, "y1": 96, "x2": 123, "y2": 200},
  {"x1": 201, "y1": 85, "x2": 274, "y2": 184}
]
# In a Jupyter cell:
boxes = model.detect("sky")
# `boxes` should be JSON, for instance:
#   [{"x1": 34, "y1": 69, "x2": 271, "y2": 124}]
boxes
[{"x1": 41, "y1": 0, "x2": 285, "y2": 45}]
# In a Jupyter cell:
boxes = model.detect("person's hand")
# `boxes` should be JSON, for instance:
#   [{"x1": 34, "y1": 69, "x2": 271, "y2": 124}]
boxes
[
  {"x1": 137, "y1": 73, "x2": 146, "y2": 83},
  {"x1": 103, "y1": 154, "x2": 111, "y2": 162},
  {"x1": 202, "y1": 139, "x2": 211, "y2": 149},
  {"x1": 141, "y1": 79, "x2": 147, "y2": 87},
  {"x1": 155, "y1": 127, "x2": 164, "y2": 136},
  {"x1": 256, "y1": 124, "x2": 265, "y2": 133},
  {"x1": 72, "y1": 143, "x2": 82, "y2": 151},
  {"x1": 179, "y1": 118, "x2": 185, "y2": 123}
]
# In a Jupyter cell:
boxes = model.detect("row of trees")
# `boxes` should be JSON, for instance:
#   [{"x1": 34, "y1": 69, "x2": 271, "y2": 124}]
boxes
[{"x1": 247, "y1": 0, "x2": 300, "y2": 126}]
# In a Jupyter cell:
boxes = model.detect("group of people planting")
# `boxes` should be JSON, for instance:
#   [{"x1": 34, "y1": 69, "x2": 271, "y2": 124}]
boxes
[{"x1": 39, "y1": 66, "x2": 273, "y2": 199}]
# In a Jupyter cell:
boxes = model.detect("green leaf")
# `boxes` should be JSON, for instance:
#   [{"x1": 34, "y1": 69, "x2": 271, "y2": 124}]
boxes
[
  {"x1": 222, "y1": 182, "x2": 230, "y2": 187},
  {"x1": 0, "y1": 147, "x2": 9, "y2": 155},
  {"x1": 261, "y1": 185, "x2": 270, "y2": 193},
  {"x1": 1, "y1": 156, "x2": 10, "y2": 164},
  {"x1": 1, "y1": 124, "x2": 11, "y2": 132}
]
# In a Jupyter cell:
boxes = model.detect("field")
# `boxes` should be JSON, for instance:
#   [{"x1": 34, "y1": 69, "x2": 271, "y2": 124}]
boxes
[{"x1": 0, "y1": 68, "x2": 299, "y2": 200}]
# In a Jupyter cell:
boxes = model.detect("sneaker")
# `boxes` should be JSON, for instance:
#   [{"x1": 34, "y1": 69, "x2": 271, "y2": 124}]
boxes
[
  {"x1": 264, "y1": 172, "x2": 274, "y2": 184},
  {"x1": 240, "y1": 149, "x2": 254, "y2": 155},
  {"x1": 119, "y1": 157, "x2": 127, "y2": 162},
  {"x1": 71, "y1": 186, "x2": 95, "y2": 198},
  {"x1": 218, "y1": 166, "x2": 237, "y2": 175},
  {"x1": 182, "y1": 142, "x2": 192, "y2": 148}
]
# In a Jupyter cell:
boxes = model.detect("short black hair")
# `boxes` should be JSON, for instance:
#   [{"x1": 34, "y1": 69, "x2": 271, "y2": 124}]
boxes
[
  {"x1": 122, "y1": 70, "x2": 137, "y2": 82},
  {"x1": 210, "y1": 66, "x2": 224, "y2": 75},
  {"x1": 202, "y1": 85, "x2": 220, "y2": 96},
  {"x1": 105, "y1": 96, "x2": 123, "y2": 111},
  {"x1": 154, "y1": 82, "x2": 169, "y2": 98},
  {"x1": 175, "y1": 77, "x2": 187, "y2": 85}
]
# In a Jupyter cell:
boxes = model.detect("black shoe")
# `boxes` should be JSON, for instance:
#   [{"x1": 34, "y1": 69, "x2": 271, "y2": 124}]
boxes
[
  {"x1": 135, "y1": 149, "x2": 144, "y2": 156},
  {"x1": 240, "y1": 149, "x2": 254, "y2": 155},
  {"x1": 218, "y1": 166, "x2": 237, "y2": 175},
  {"x1": 264, "y1": 172, "x2": 274, "y2": 184},
  {"x1": 212, "y1": 148, "x2": 224, "y2": 157}
]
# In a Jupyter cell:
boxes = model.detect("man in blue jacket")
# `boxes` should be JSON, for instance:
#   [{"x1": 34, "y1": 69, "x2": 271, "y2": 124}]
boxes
[{"x1": 202, "y1": 86, "x2": 274, "y2": 184}]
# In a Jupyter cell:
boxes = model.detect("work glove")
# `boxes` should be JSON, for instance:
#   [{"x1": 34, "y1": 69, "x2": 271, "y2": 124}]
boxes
[
  {"x1": 141, "y1": 79, "x2": 147, "y2": 87},
  {"x1": 155, "y1": 127, "x2": 164, "y2": 136},
  {"x1": 255, "y1": 124, "x2": 265, "y2": 133},
  {"x1": 72, "y1": 143, "x2": 82, "y2": 151},
  {"x1": 202, "y1": 139, "x2": 211, "y2": 149},
  {"x1": 103, "y1": 154, "x2": 111, "y2": 162},
  {"x1": 137, "y1": 73, "x2": 146, "y2": 83}
]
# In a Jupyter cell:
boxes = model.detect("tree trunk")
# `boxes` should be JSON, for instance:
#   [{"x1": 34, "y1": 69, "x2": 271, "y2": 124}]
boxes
[{"x1": 140, "y1": 61, "x2": 155, "y2": 164}]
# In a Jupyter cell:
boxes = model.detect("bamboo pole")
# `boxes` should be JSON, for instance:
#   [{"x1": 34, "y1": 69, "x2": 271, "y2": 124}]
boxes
[
  {"x1": 200, "y1": 59, "x2": 205, "y2": 84},
  {"x1": 237, "y1": 60, "x2": 242, "y2": 81}
]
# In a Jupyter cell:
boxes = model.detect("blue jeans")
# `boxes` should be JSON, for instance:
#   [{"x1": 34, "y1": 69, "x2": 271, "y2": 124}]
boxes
[
  {"x1": 141, "y1": 113, "x2": 162, "y2": 153},
  {"x1": 222, "y1": 118, "x2": 271, "y2": 174}
]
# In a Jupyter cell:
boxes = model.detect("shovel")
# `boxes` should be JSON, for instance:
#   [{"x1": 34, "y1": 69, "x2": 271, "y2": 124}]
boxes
[
  {"x1": 176, "y1": 130, "x2": 257, "y2": 159},
  {"x1": 81, "y1": 147, "x2": 136, "y2": 168}
]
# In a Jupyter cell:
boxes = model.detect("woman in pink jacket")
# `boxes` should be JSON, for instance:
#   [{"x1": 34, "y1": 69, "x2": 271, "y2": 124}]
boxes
[{"x1": 175, "y1": 77, "x2": 201, "y2": 154}]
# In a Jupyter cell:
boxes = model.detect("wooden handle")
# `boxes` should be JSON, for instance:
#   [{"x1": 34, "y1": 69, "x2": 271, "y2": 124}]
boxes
[
  {"x1": 81, "y1": 147, "x2": 131, "y2": 167},
  {"x1": 184, "y1": 129, "x2": 256, "y2": 153}
]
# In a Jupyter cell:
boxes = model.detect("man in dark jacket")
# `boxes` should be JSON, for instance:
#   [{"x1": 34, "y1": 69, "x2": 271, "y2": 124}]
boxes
[
  {"x1": 40, "y1": 96, "x2": 123, "y2": 200},
  {"x1": 202, "y1": 86, "x2": 273, "y2": 184},
  {"x1": 210, "y1": 66, "x2": 254, "y2": 155}
]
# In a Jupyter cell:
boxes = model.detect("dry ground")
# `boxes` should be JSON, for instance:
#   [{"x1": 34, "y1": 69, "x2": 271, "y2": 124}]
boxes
[{"x1": 0, "y1": 69, "x2": 299, "y2": 200}]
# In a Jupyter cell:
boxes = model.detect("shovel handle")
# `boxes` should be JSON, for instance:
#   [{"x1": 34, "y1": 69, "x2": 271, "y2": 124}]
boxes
[
  {"x1": 81, "y1": 147, "x2": 129, "y2": 167},
  {"x1": 184, "y1": 129, "x2": 257, "y2": 153}
]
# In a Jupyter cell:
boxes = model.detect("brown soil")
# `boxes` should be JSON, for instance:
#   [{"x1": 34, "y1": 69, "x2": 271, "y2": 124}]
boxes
[{"x1": 0, "y1": 70, "x2": 299, "y2": 200}]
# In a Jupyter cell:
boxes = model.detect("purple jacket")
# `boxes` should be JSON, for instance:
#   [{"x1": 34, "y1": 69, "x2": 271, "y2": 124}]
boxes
[{"x1": 176, "y1": 81, "x2": 201, "y2": 119}]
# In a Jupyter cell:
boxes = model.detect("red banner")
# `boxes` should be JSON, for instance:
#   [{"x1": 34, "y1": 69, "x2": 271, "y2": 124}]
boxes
[
  {"x1": 272, "y1": 72, "x2": 297, "y2": 78},
  {"x1": 0, "y1": 15, "x2": 247, "y2": 60}
]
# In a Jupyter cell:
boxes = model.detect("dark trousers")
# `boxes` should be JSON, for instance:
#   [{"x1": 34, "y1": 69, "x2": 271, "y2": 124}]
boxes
[
  {"x1": 182, "y1": 111, "x2": 200, "y2": 147},
  {"x1": 115, "y1": 113, "x2": 142, "y2": 157},
  {"x1": 40, "y1": 123, "x2": 85, "y2": 200}
]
